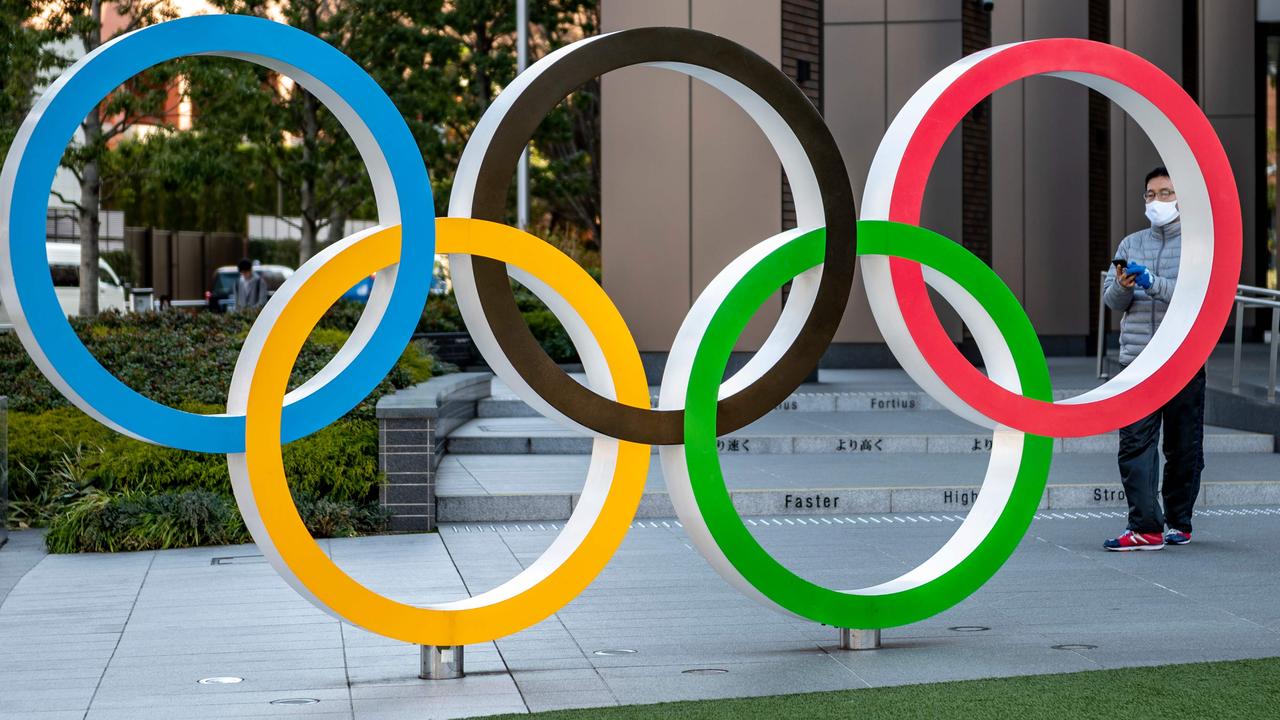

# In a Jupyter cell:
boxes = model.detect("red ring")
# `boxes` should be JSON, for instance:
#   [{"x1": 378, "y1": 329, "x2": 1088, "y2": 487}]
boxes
[{"x1": 886, "y1": 39, "x2": 1240, "y2": 437}]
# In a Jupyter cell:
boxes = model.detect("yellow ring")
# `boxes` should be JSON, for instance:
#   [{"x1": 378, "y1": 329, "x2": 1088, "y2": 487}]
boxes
[{"x1": 233, "y1": 218, "x2": 649, "y2": 646}]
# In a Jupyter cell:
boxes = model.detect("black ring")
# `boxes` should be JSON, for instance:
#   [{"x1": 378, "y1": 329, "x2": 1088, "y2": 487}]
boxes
[{"x1": 456, "y1": 27, "x2": 856, "y2": 445}]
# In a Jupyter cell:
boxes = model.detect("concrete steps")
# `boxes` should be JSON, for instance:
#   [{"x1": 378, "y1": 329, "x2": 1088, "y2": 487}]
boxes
[
  {"x1": 477, "y1": 387, "x2": 1098, "y2": 418},
  {"x1": 447, "y1": 411, "x2": 1275, "y2": 456},
  {"x1": 437, "y1": 363, "x2": 1278, "y2": 522},
  {"x1": 434, "y1": 452, "x2": 1280, "y2": 521}
]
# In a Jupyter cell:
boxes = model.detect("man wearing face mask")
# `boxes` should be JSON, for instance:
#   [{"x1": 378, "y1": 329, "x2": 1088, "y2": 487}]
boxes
[{"x1": 1101, "y1": 166, "x2": 1204, "y2": 552}]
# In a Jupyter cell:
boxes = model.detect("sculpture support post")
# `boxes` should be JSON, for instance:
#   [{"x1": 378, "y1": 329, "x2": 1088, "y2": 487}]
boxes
[
  {"x1": 838, "y1": 628, "x2": 881, "y2": 651},
  {"x1": 419, "y1": 645, "x2": 464, "y2": 679}
]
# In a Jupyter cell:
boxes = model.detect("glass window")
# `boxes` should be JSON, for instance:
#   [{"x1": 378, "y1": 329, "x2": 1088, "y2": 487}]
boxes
[
  {"x1": 214, "y1": 271, "x2": 238, "y2": 295},
  {"x1": 98, "y1": 261, "x2": 120, "y2": 287},
  {"x1": 50, "y1": 264, "x2": 79, "y2": 288}
]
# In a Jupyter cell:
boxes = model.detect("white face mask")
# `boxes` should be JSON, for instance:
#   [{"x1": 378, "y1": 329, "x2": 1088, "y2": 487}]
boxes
[{"x1": 1144, "y1": 199, "x2": 1179, "y2": 227}]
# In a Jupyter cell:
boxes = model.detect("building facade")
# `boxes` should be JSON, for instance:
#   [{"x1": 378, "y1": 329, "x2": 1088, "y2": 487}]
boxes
[{"x1": 600, "y1": 0, "x2": 1272, "y2": 370}]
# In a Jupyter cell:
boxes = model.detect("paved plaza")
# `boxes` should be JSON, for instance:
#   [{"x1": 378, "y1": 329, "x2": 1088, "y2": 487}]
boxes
[
  {"x1": 2, "y1": 507, "x2": 1279, "y2": 719},
  {"x1": 3, "y1": 350, "x2": 1278, "y2": 719}
]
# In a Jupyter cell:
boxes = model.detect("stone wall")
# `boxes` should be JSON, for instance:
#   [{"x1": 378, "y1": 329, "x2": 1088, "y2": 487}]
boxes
[
  {"x1": 1, "y1": 397, "x2": 7, "y2": 547},
  {"x1": 376, "y1": 374, "x2": 491, "y2": 532}
]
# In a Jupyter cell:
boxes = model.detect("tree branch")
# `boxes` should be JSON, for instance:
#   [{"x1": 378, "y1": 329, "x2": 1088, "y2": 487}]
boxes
[{"x1": 49, "y1": 190, "x2": 86, "y2": 213}]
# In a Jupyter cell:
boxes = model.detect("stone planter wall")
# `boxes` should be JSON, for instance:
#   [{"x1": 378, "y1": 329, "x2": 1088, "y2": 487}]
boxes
[
  {"x1": 1, "y1": 396, "x2": 7, "y2": 547},
  {"x1": 375, "y1": 374, "x2": 491, "y2": 532}
]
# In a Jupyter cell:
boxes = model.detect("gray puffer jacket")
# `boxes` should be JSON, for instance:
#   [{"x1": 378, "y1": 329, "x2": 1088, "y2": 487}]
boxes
[{"x1": 1103, "y1": 218, "x2": 1180, "y2": 366}]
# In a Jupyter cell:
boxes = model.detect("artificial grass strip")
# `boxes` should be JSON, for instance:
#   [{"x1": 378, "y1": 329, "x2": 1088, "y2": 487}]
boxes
[{"x1": 481, "y1": 656, "x2": 1280, "y2": 719}]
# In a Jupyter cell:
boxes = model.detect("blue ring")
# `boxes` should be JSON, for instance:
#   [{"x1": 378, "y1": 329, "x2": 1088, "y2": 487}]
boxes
[{"x1": 1, "y1": 15, "x2": 434, "y2": 452}]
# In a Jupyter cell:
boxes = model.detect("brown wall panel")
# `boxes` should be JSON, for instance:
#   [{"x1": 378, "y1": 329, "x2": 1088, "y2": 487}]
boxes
[
  {"x1": 174, "y1": 231, "x2": 205, "y2": 301},
  {"x1": 691, "y1": 0, "x2": 783, "y2": 350},
  {"x1": 825, "y1": 0, "x2": 882, "y2": 24},
  {"x1": 1213, "y1": 116, "x2": 1259, "y2": 285},
  {"x1": 601, "y1": 0, "x2": 1260, "y2": 361},
  {"x1": 150, "y1": 229, "x2": 173, "y2": 299},
  {"x1": 600, "y1": 0, "x2": 692, "y2": 353},
  {"x1": 824, "y1": 23, "x2": 885, "y2": 343},
  {"x1": 990, "y1": 0, "x2": 1026, "y2": 303},
  {"x1": 1023, "y1": 3, "x2": 1089, "y2": 337},
  {"x1": 886, "y1": 0, "x2": 960, "y2": 23},
  {"x1": 887, "y1": 20, "x2": 963, "y2": 342},
  {"x1": 1201, "y1": 0, "x2": 1253, "y2": 117},
  {"x1": 1119, "y1": 0, "x2": 1184, "y2": 235}
]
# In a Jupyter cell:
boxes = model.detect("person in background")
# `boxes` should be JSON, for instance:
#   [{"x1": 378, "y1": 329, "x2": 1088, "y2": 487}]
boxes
[
  {"x1": 234, "y1": 258, "x2": 268, "y2": 310},
  {"x1": 1101, "y1": 166, "x2": 1204, "y2": 552}
]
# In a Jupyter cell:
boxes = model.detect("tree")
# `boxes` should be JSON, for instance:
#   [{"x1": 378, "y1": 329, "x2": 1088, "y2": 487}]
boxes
[
  {"x1": 191, "y1": 0, "x2": 600, "y2": 266},
  {"x1": 0, "y1": 2, "x2": 74, "y2": 156},
  {"x1": 4, "y1": 1, "x2": 177, "y2": 316},
  {"x1": 194, "y1": 0, "x2": 401, "y2": 263},
  {"x1": 425, "y1": 0, "x2": 600, "y2": 248}
]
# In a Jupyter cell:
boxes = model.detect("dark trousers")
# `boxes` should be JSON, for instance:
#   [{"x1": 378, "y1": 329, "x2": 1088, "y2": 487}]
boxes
[{"x1": 1117, "y1": 367, "x2": 1206, "y2": 534}]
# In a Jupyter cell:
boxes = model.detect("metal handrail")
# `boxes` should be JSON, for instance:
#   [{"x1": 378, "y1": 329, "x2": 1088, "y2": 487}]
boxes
[
  {"x1": 1231, "y1": 293, "x2": 1280, "y2": 402},
  {"x1": 1238, "y1": 284, "x2": 1280, "y2": 299},
  {"x1": 1096, "y1": 277, "x2": 1279, "y2": 402}
]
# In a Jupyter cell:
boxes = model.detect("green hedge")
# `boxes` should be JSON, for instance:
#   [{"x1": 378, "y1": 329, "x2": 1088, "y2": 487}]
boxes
[
  {"x1": 100, "y1": 249, "x2": 135, "y2": 286},
  {"x1": 8, "y1": 407, "x2": 394, "y2": 542},
  {"x1": 404, "y1": 286, "x2": 576, "y2": 363},
  {"x1": 318, "y1": 282, "x2": 578, "y2": 363},
  {"x1": 1, "y1": 305, "x2": 434, "y2": 550},
  {"x1": 7, "y1": 406, "x2": 380, "y2": 502},
  {"x1": 247, "y1": 239, "x2": 301, "y2": 268},
  {"x1": 0, "y1": 305, "x2": 433, "y2": 414},
  {"x1": 44, "y1": 489, "x2": 387, "y2": 553}
]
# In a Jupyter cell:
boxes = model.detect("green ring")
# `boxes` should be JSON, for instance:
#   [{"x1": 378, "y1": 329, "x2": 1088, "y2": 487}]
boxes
[{"x1": 682, "y1": 220, "x2": 1054, "y2": 628}]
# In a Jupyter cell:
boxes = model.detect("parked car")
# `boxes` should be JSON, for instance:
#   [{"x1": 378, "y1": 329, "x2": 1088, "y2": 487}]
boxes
[
  {"x1": 342, "y1": 274, "x2": 375, "y2": 303},
  {"x1": 0, "y1": 243, "x2": 127, "y2": 325},
  {"x1": 336, "y1": 263, "x2": 448, "y2": 305},
  {"x1": 206, "y1": 264, "x2": 294, "y2": 311}
]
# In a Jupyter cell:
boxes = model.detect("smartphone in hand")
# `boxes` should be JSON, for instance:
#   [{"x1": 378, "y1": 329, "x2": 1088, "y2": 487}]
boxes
[{"x1": 1112, "y1": 259, "x2": 1136, "y2": 286}]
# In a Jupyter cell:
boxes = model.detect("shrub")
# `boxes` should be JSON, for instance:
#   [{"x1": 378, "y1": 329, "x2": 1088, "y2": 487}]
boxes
[
  {"x1": 0, "y1": 306, "x2": 434, "y2": 414},
  {"x1": 45, "y1": 490, "x2": 248, "y2": 553},
  {"x1": 44, "y1": 489, "x2": 386, "y2": 553},
  {"x1": 5, "y1": 407, "x2": 118, "y2": 501},
  {"x1": 0, "y1": 282, "x2": 431, "y2": 549},
  {"x1": 5, "y1": 438, "x2": 100, "y2": 529},
  {"x1": 415, "y1": 287, "x2": 579, "y2": 362},
  {"x1": 327, "y1": 286, "x2": 580, "y2": 363},
  {"x1": 521, "y1": 308, "x2": 576, "y2": 363},
  {"x1": 247, "y1": 239, "x2": 300, "y2": 268},
  {"x1": 100, "y1": 250, "x2": 136, "y2": 285},
  {"x1": 294, "y1": 495, "x2": 388, "y2": 539},
  {"x1": 8, "y1": 411, "x2": 385, "y2": 513},
  {"x1": 417, "y1": 293, "x2": 465, "y2": 333}
]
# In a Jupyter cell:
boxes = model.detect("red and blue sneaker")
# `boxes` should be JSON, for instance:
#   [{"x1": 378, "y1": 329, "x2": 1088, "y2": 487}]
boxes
[
  {"x1": 1103, "y1": 529, "x2": 1165, "y2": 551},
  {"x1": 1164, "y1": 528, "x2": 1192, "y2": 545}
]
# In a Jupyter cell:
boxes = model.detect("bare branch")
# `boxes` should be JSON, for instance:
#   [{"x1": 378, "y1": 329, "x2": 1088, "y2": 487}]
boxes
[{"x1": 49, "y1": 190, "x2": 86, "y2": 212}]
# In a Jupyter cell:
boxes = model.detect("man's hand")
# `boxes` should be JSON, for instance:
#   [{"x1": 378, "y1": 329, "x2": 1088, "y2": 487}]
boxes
[
  {"x1": 1125, "y1": 261, "x2": 1153, "y2": 289},
  {"x1": 1115, "y1": 263, "x2": 1136, "y2": 289}
]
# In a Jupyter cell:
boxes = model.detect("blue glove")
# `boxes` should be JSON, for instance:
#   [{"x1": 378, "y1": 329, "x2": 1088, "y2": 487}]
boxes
[{"x1": 1125, "y1": 261, "x2": 1152, "y2": 289}]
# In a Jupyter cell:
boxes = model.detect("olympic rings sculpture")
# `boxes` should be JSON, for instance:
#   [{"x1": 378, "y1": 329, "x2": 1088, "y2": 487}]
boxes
[{"x1": 0, "y1": 16, "x2": 1240, "y2": 646}]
